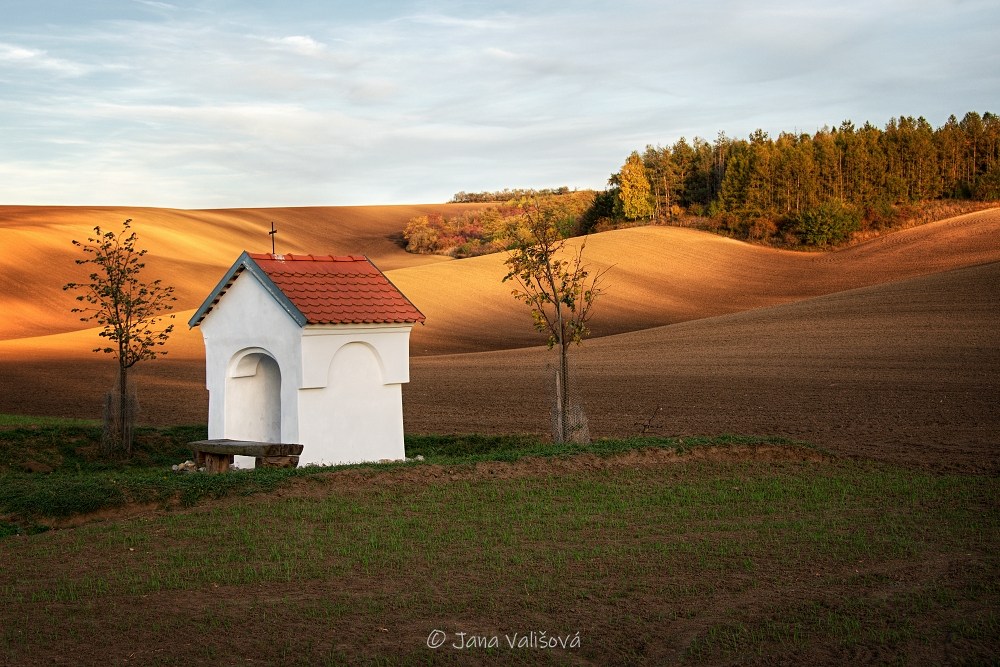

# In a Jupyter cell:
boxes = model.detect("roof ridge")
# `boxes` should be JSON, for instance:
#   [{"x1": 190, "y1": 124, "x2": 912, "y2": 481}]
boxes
[{"x1": 247, "y1": 252, "x2": 368, "y2": 262}]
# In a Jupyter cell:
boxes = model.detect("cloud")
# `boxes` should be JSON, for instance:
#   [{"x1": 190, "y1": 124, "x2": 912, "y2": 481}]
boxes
[
  {"x1": 262, "y1": 35, "x2": 327, "y2": 57},
  {"x1": 347, "y1": 80, "x2": 398, "y2": 103},
  {"x1": 0, "y1": 1, "x2": 997, "y2": 207},
  {"x1": 0, "y1": 42, "x2": 91, "y2": 76},
  {"x1": 132, "y1": 0, "x2": 178, "y2": 10},
  {"x1": 484, "y1": 47, "x2": 519, "y2": 61},
  {"x1": 401, "y1": 13, "x2": 511, "y2": 31}
]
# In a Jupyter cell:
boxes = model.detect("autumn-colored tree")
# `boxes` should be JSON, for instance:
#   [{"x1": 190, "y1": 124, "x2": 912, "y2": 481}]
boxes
[
  {"x1": 603, "y1": 110, "x2": 999, "y2": 242},
  {"x1": 402, "y1": 214, "x2": 441, "y2": 253},
  {"x1": 448, "y1": 110, "x2": 998, "y2": 250},
  {"x1": 502, "y1": 201, "x2": 608, "y2": 443},
  {"x1": 612, "y1": 151, "x2": 653, "y2": 220},
  {"x1": 63, "y1": 219, "x2": 176, "y2": 457}
]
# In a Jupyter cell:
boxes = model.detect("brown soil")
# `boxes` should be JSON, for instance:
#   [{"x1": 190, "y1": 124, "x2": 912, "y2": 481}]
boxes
[
  {"x1": 1, "y1": 206, "x2": 998, "y2": 473},
  {"x1": 404, "y1": 261, "x2": 1000, "y2": 473}
]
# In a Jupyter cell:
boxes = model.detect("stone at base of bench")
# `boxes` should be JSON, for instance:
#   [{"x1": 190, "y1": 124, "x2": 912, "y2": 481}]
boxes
[{"x1": 255, "y1": 455, "x2": 299, "y2": 469}]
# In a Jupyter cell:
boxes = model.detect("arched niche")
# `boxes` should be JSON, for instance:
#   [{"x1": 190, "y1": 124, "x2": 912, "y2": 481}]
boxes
[{"x1": 225, "y1": 349, "x2": 282, "y2": 444}]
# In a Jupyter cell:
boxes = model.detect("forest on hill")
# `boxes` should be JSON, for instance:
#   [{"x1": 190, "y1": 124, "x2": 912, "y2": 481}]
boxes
[{"x1": 404, "y1": 111, "x2": 999, "y2": 256}]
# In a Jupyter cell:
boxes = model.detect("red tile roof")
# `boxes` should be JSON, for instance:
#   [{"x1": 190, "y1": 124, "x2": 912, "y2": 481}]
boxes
[
  {"x1": 189, "y1": 252, "x2": 425, "y2": 327},
  {"x1": 250, "y1": 253, "x2": 424, "y2": 325}
]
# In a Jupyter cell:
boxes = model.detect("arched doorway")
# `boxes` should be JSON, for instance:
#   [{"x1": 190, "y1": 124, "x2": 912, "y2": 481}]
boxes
[{"x1": 225, "y1": 350, "x2": 281, "y2": 445}]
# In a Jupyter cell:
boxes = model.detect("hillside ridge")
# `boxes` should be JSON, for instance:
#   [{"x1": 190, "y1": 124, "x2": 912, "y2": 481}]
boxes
[{"x1": 2, "y1": 205, "x2": 998, "y2": 356}]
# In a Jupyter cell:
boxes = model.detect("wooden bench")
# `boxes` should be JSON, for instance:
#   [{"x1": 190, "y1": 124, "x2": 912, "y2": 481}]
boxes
[{"x1": 189, "y1": 439, "x2": 304, "y2": 473}]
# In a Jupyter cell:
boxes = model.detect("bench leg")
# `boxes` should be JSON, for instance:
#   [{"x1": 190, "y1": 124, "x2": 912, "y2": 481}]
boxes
[{"x1": 204, "y1": 453, "x2": 234, "y2": 474}]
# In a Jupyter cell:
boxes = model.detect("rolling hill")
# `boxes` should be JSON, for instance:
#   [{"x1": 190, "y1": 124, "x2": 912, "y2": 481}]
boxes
[
  {"x1": 0, "y1": 204, "x2": 998, "y2": 470},
  {"x1": 0, "y1": 204, "x2": 469, "y2": 341}
]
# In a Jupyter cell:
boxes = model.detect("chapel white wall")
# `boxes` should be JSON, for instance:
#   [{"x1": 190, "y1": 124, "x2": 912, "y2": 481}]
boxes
[{"x1": 297, "y1": 338, "x2": 407, "y2": 465}]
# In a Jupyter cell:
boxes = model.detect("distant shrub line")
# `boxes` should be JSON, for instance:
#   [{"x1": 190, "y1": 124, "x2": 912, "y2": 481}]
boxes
[
  {"x1": 449, "y1": 186, "x2": 575, "y2": 203},
  {"x1": 405, "y1": 190, "x2": 596, "y2": 258}
]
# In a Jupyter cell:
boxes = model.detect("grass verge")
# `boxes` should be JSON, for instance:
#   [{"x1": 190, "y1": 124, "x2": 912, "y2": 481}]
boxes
[
  {"x1": 1, "y1": 450, "x2": 996, "y2": 665},
  {"x1": 0, "y1": 419, "x2": 819, "y2": 530}
]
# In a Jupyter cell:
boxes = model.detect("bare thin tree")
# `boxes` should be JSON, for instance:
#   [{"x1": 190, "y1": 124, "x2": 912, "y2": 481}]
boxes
[
  {"x1": 502, "y1": 200, "x2": 608, "y2": 443},
  {"x1": 63, "y1": 219, "x2": 176, "y2": 457}
]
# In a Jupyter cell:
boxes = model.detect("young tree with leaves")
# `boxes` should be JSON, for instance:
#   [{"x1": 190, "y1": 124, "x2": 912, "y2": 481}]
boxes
[
  {"x1": 502, "y1": 201, "x2": 608, "y2": 443},
  {"x1": 63, "y1": 219, "x2": 176, "y2": 457}
]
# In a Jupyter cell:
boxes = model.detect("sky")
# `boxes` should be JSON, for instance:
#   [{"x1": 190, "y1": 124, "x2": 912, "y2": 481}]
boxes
[{"x1": 1, "y1": 0, "x2": 998, "y2": 208}]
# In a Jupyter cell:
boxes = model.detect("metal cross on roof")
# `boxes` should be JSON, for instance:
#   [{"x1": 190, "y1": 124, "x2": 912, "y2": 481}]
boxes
[{"x1": 268, "y1": 222, "x2": 277, "y2": 254}]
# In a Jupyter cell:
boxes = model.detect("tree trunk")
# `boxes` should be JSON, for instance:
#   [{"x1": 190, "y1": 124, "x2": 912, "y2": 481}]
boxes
[
  {"x1": 559, "y1": 339, "x2": 570, "y2": 443},
  {"x1": 119, "y1": 363, "x2": 129, "y2": 458},
  {"x1": 553, "y1": 365, "x2": 564, "y2": 443},
  {"x1": 102, "y1": 362, "x2": 136, "y2": 459}
]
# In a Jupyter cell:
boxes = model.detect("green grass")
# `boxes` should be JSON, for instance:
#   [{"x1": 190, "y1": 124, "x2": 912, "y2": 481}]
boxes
[
  {"x1": 0, "y1": 419, "x2": 216, "y2": 530},
  {"x1": 0, "y1": 421, "x2": 817, "y2": 528},
  {"x1": 0, "y1": 418, "x2": 205, "y2": 473},
  {"x1": 404, "y1": 432, "x2": 816, "y2": 463},
  {"x1": 1, "y1": 416, "x2": 997, "y2": 663},
  {"x1": 1, "y1": 453, "x2": 996, "y2": 664},
  {"x1": 0, "y1": 414, "x2": 101, "y2": 429}
]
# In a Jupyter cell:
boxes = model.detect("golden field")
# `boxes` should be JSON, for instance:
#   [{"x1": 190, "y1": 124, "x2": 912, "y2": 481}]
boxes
[{"x1": 1, "y1": 204, "x2": 998, "y2": 471}]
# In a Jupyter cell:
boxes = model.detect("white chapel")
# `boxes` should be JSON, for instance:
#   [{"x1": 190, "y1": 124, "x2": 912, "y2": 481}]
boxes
[{"x1": 188, "y1": 251, "x2": 425, "y2": 467}]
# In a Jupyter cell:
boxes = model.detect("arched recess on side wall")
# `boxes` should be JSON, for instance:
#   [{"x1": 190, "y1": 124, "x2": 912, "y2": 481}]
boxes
[
  {"x1": 225, "y1": 348, "x2": 281, "y2": 443},
  {"x1": 329, "y1": 341, "x2": 386, "y2": 385},
  {"x1": 326, "y1": 342, "x2": 388, "y2": 442}
]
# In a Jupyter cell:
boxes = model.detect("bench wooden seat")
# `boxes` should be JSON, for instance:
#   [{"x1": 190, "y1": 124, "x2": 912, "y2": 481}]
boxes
[{"x1": 189, "y1": 439, "x2": 304, "y2": 473}]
